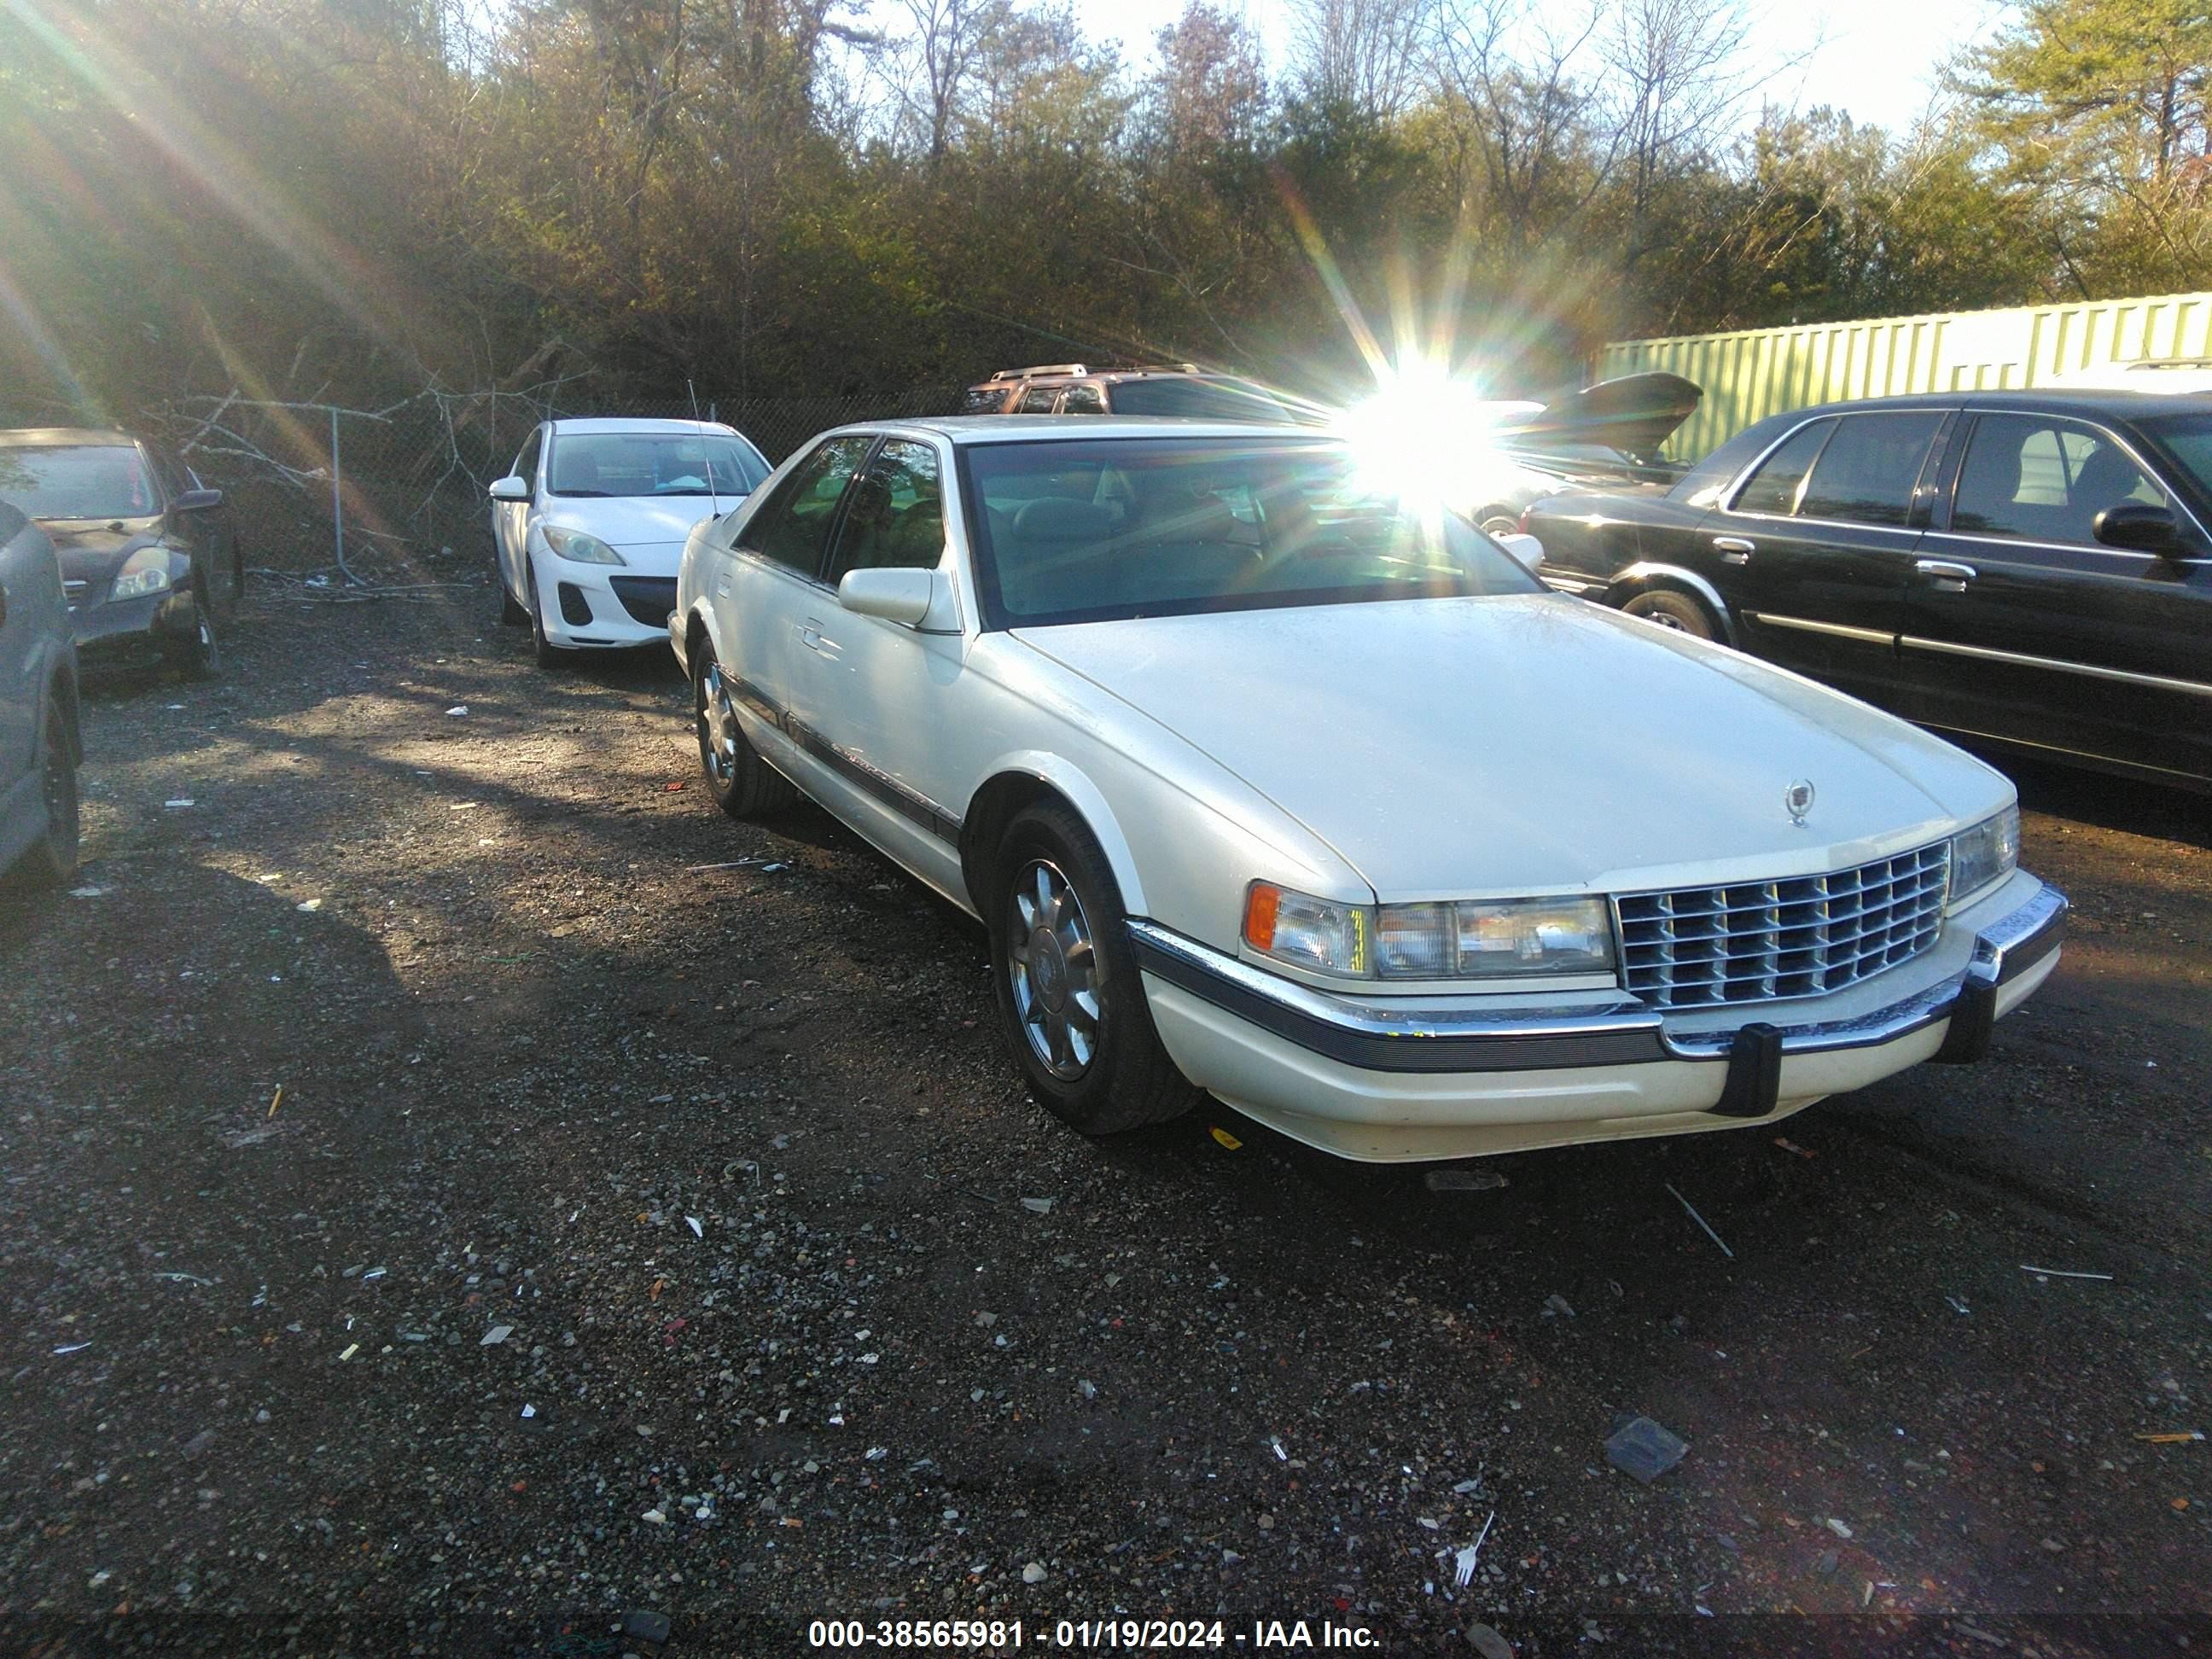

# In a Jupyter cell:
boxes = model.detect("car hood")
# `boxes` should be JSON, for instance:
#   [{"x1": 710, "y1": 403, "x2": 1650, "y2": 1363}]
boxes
[
  {"x1": 40, "y1": 517, "x2": 165, "y2": 586},
  {"x1": 542, "y1": 497, "x2": 738, "y2": 549},
  {"x1": 1010, "y1": 595, "x2": 2011, "y2": 899}
]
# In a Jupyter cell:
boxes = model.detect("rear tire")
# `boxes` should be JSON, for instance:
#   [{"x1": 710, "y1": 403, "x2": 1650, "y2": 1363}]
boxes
[
  {"x1": 1477, "y1": 508, "x2": 1521, "y2": 538},
  {"x1": 692, "y1": 643, "x2": 797, "y2": 818},
  {"x1": 988, "y1": 802, "x2": 1196, "y2": 1136},
  {"x1": 1621, "y1": 587, "x2": 1719, "y2": 641},
  {"x1": 11, "y1": 706, "x2": 79, "y2": 890}
]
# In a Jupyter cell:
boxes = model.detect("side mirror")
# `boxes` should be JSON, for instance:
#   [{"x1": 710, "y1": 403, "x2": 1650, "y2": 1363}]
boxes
[
  {"x1": 169, "y1": 487, "x2": 223, "y2": 514},
  {"x1": 1494, "y1": 531, "x2": 1545, "y2": 574},
  {"x1": 2093, "y1": 502, "x2": 2184, "y2": 556},
  {"x1": 488, "y1": 475, "x2": 532, "y2": 504},
  {"x1": 838, "y1": 567, "x2": 935, "y2": 626}
]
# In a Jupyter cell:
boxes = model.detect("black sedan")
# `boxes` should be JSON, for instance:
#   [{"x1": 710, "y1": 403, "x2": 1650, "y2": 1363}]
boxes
[
  {"x1": 1522, "y1": 388, "x2": 2212, "y2": 791},
  {"x1": 0, "y1": 428, "x2": 242, "y2": 677}
]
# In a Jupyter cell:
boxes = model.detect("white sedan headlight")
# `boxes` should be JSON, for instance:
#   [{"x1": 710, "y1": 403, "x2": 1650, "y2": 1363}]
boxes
[
  {"x1": 1949, "y1": 805, "x2": 2020, "y2": 904},
  {"x1": 542, "y1": 525, "x2": 625, "y2": 566},
  {"x1": 109, "y1": 548, "x2": 173, "y2": 600},
  {"x1": 1245, "y1": 884, "x2": 1614, "y2": 981}
]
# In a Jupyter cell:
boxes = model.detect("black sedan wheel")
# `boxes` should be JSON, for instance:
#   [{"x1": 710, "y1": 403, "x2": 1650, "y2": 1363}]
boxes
[
  {"x1": 989, "y1": 802, "x2": 1195, "y2": 1135},
  {"x1": 1622, "y1": 588, "x2": 1719, "y2": 641}
]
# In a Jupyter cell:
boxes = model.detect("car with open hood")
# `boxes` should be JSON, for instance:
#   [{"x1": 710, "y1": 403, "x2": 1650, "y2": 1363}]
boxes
[
  {"x1": 489, "y1": 417, "x2": 771, "y2": 666},
  {"x1": 0, "y1": 428, "x2": 241, "y2": 678},
  {"x1": 670, "y1": 415, "x2": 2064, "y2": 1162}
]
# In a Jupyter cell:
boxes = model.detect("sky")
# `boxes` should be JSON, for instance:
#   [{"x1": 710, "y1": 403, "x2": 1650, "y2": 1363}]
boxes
[{"x1": 1068, "y1": 0, "x2": 2016, "y2": 139}]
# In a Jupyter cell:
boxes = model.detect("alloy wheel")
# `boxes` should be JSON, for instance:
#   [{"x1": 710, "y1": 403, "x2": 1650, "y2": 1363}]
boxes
[
  {"x1": 1007, "y1": 858, "x2": 1103, "y2": 1081},
  {"x1": 698, "y1": 661, "x2": 740, "y2": 788}
]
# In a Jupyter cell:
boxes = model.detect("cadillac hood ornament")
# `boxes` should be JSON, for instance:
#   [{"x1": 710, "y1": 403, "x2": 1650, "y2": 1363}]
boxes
[{"x1": 1785, "y1": 778, "x2": 1816, "y2": 826}]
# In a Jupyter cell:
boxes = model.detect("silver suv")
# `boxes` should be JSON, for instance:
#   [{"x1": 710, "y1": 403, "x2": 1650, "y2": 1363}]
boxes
[{"x1": 0, "y1": 498, "x2": 81, "y2": 888}]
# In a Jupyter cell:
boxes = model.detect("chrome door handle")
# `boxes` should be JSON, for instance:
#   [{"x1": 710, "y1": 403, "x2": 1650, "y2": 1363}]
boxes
[
  {"x1": 1713, "y1": 536, "x2": 1754, "y2": 564},
  {"x1": 1916, "y1": 558, "x2": 1977, "y2": 591},
  {"x1": 797, "y1": 623, "x2": 824, "y2": 650}
]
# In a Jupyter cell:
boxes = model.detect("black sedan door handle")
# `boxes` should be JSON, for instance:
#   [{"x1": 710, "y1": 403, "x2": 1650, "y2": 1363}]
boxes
[
  {"x1": 1916, "y1": 558, "x2": 1977, "y2": 591},
  {"x1": 0, "y1": 582, "x2": 8, "y2": 628},
  {"x1": 1712, "y1": 536, "x2": 1755, "y2": 565}
]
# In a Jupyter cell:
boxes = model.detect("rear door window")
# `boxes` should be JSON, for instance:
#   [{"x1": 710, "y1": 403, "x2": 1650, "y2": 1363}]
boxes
[
  {"x1": 1729, "y1": 421, "x2": 1833, "y2": 516},
  {"x1": 1796, "y1": 412, "x2": 1944, "y2": 526},
  {"x1": 737, "y1": 436, "x2": 873, "y2": 577},
  {"x1": 1016, "y1": 385, "x2": 1059, "y2": 414},
  {"x1": 1060, "y1": 384, "x2": 1105, "y2": 415}
]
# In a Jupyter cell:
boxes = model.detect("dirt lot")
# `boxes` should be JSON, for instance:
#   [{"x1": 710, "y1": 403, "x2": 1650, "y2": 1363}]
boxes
[{"x1": 3, "y1": 577, "x2": 2209, "y2": 1657}]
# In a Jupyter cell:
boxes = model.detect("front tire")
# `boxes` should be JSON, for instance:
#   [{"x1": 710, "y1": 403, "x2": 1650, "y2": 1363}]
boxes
[
  {"x1": 11, "y1": 706, "x2": 79, "y2": 889},
  {"x1": 163, "y1": 591, "x2": 220, "y2": 679},
  {"x1": 989, "y1": 803, "x2": 1196, "y2": 1136},
  {"x1": 527, "y1": 562, "x2": 564, "y2": 669},
  {"x1": 692, "y1": 644, "x2": 796, "y2": 818},
  {"x1": 1621, "y1": 587, "x2": 1719, "y2": 641}
]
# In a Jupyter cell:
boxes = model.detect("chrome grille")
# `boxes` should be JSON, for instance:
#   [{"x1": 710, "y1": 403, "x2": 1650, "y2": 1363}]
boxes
[{"x1": 1615, "y1": 843, "x2": 1951, "y2": 1009}]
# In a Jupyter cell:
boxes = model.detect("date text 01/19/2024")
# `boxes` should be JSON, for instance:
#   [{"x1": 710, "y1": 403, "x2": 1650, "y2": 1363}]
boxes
[{"x1": 806, "y1": 1619, "x2": 1382, "y2": 1649}]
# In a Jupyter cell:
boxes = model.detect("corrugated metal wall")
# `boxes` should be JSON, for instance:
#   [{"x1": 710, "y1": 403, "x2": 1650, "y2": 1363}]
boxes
[{"x1": 1598, "y1": 291, "x2": 2212, "y2": 460}]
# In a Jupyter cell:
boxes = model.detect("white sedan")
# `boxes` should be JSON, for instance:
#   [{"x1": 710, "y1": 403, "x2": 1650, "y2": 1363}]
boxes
[
  {"x1": 671, "y1": 416, "x2": 2064, "y2": 1162},
  {"x1": 490, "y1": 417, "x2": 769, "y2": 665}
]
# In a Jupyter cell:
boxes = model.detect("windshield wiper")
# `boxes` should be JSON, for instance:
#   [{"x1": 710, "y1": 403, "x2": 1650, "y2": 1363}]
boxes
[{"x1": 552, "y1": 489, "x2": 614, "y2": 498}]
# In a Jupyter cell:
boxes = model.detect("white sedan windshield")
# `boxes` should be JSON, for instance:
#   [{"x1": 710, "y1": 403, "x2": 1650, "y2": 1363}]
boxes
[
  {"x1": 546, "y1": 433, "x2": 768, "y2": 498},
  {"x1": 963, "y1": 437, "x2": 1540, "y2": 627}
]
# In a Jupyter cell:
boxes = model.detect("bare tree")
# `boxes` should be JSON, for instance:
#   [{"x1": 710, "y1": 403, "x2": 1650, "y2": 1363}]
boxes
[
  {"x1": 1433, "y1": 0, "x2": 1614, "y2": 246},
  {"x1": 1602, "y1": 0, "x2": 1770, "y2": 228},
  {"x1": 1287, "y1": 0, "x2": 1439, "y2": 122},
  {"x1": 891, "y1": 0, "x2": 1004, "y2": 158}
]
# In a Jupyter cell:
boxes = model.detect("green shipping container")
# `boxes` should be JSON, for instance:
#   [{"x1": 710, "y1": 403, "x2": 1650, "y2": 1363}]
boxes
[{"x1": 1598, "y1": 290, "x2": 2212, "y2": 462}]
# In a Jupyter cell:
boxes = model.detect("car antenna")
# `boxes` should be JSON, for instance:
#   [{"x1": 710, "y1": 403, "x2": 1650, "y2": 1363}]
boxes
[{"x1": 688, "y1": 378, "x2": 723, "y2": 513}]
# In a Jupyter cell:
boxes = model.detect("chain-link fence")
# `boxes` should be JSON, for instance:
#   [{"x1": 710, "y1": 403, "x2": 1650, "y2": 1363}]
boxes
[{"x1": 131, "y1": 382, "x2": 968, "y2": 579}]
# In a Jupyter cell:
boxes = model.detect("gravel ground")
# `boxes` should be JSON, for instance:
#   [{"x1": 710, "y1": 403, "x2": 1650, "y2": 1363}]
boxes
[{"x1": 2, "y1": 578, "x2": 2208, "y2": 1658}]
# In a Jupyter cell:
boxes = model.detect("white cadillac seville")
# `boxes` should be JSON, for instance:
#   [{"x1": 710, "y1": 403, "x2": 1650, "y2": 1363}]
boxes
[{"x1": 670, "y1": 416, "x2": 2064, "y2": 1161}]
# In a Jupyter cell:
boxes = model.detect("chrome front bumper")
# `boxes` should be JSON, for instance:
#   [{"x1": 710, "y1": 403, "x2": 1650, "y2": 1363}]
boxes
[{"x1": 1127, "y1": 879, "x2": 2066, "y2": 1091}]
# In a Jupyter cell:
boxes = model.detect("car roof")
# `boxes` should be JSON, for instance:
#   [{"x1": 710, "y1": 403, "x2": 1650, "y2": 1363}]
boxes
[
  {"x1": 545, "y1": 417, "x2": 739, "y2": 435},
  {"x1": 1781, "y1": 388, "x2": 2212, "y2": 418},
  {"x1": 834, "y1": 415, "x2": 1338, "y2": 446},
  {"x1": 0, "y1": 427, "x2": 141, "y2": 447}
]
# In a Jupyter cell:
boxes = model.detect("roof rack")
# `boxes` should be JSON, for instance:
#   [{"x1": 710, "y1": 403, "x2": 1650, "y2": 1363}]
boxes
[{"x1": 990, "y1": 364, "x2": 1088, "y2": 381}]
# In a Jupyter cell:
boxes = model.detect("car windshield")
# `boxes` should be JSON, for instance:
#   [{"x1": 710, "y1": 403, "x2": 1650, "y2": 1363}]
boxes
[
  {"x1": 0, "y1": 444, "x2": 157, "y2": 519},
  {"x1": 545, "y1": 432, "x2": 768, "y2": 498},
  {"x1": 1107, "y1": 378, "x2": 1297, "y2": 422},
  {"x1": 963, "y1": 437, "x2": 1542, "y2": 628},
  {"x1": 2137, "y1": 412, "x2": 2212, "y2": 502}
]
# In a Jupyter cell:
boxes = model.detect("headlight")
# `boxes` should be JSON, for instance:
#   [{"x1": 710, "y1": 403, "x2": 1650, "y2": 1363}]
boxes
[
  {"x1": 1452, "y1": 898, "x2": 1615, "y2": 978},
  {"x1": 109, "y1": 549, "x2": 173, "y2": 600},
  {"x1": 542, "y1": 525, "x2": 625, "y2": 565},
  {"x1": 1949, "y1": 805, "x2": 2020, "y2": 903},
  {"x1": 1244, "y1": 884, "x2": 1615, "y2": 981},
  {"x1": 1243, "y1": 883, "x2": 1370, "y2": 976}
]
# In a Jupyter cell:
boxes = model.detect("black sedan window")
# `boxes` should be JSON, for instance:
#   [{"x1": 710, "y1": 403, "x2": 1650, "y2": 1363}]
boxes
[
  {"x1": 1797, "y1": 412, "x2": 1943, "y2": 526},
  {"x1": 1953, "y1": 416, "x2": 2164, "y2": 544},
  {"x1": 0, "y1": 445, "x2": 157, "y2": 519},
  {"x1": 1730, "y1": 420, "x2": 1832, "y2": 515}
]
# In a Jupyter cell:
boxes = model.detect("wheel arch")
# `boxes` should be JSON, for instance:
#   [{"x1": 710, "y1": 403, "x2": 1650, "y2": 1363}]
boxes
[
  {"x1": 1604, "y1": 562, "x2": 1738, "y2": 646},
  {"x1": 958, "y1": 757, "x2": 1148, "y2": 922}
]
